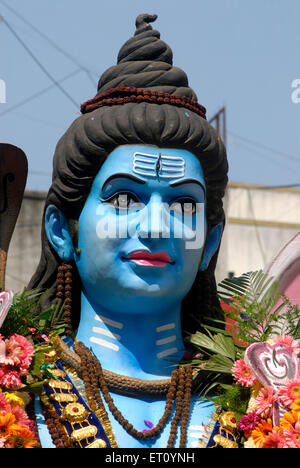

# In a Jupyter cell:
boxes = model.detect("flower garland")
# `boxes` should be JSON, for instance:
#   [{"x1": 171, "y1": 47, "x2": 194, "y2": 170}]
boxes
[
  {"x1": 0, "y1": 333, "x2": 39, "y2": 448},
  {"x1": 230, "y1": 335, "x2": 300, "y2": 448},
  {"x1": 0, "y1": 288, "x2": 67, "y2": 448},
  {"x1": 187, "y1": 270, "x2": 300, "y2": 448}
]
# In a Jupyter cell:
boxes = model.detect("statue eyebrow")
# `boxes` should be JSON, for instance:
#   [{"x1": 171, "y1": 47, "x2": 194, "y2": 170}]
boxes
[
  {"x1": 170, "y1": 178, "x2": 206, "y2": 192},
  {"x1": 101, "y1": 173, "x2": 146, "y2": 190}
]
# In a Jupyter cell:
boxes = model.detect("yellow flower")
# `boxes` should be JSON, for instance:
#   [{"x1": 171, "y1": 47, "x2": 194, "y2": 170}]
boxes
[
  {"x1": 280, "y1": 410, "x2": 300, "y2": 430},
  {"x1": 291, "y1": 398, "x2": 300, "y2": 416},
  {"x1": 4, "y1": 392, "x2": 25, "y2": 409}
]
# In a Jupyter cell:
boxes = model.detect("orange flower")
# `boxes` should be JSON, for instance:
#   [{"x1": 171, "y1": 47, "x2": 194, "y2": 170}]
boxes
[
  {"x1": 251, "y1": 418, "x2": 274, "y2": 448},
  {"x1": 0, "y1": 412, "x2": 16, "y2": 438},
  {"x1": 8, "y1": 424, "x2": 37, "y2": 448},
  {"x1": 280, "y1": 410, "x2": 300, "y2": 430},
  {"x1": 292, "y1": 398, "x2": 300, "y2": 415}
]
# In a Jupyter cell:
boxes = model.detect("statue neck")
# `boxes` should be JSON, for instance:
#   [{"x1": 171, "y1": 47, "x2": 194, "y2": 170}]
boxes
[{"x1": 75, "y1": 292, "x2": 186, "y2": 380}]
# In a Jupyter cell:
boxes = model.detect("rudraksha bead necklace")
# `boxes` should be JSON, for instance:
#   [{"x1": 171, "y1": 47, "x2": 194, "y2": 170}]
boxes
[{"x1": 73, "y1": 340, "x2": 193, "y2": 448}]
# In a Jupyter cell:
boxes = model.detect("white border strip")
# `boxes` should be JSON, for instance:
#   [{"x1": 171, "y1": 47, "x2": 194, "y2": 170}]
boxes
[
  {"x1": 156, "y1": 336, "x2": 176, "y2": 346},
  {"x1": 92, "y1": 326, "x2": 121, "y2": 341},
  {"x1": 156, "y1": 323, "x2": 175, "y2": 333},
  {"x1": 157, "y1": 347, "x2": 178, "y2": 359},
  {"x1": 95, "y1": 315, "x2": 123, "y2": 330},
  {"x1": 90, "y1": 336, "x2": 119, "y2": 351}
]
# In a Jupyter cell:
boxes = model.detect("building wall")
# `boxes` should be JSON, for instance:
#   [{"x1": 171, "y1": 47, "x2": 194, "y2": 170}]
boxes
[
  {"x1": 5, "y1": 191, "x2": 46, "y2": 293},
  {"x1": 4, "y1": 184, "x2": 300, "y2": 293},
  {"x1": 215, "y1": 182, "x2": 300, "y2": 284}
]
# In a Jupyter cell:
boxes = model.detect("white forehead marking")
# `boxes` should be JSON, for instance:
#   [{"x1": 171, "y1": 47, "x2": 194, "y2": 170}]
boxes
[{"x1": 133, "y1": 152, "x2": 185, "y2": 179}]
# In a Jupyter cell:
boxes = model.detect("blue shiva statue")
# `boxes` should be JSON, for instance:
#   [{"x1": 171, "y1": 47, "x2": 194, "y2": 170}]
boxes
[{"x1": 29, "y1": 14, "x2": 228, "y2": 448}]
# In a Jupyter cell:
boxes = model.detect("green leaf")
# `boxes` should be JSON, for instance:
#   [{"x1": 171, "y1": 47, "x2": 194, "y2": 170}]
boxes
[
  {"x1": 203, "y1": 354, "x2": 234, "y2": 374},
  {"x1": 30, "y1": 349, "x2": 46, "y2": 379},
  {"x1": 189, "y1": 331, "x2": 236, "y2": 360}
]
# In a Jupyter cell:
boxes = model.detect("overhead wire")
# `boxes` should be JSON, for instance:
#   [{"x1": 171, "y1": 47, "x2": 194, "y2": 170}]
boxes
[
  {"x1": 0, "y1": 14, "x2": 79, "y2": 108},
  {"x1": 228, "y1": 130, "x2": 300, "y2": 166},
  {"x1": 0, "y1": 0, "x2": 98, "y2": 87},
  {"x1": 0, "y1": 68, "x2": 82, "y2": 116}
]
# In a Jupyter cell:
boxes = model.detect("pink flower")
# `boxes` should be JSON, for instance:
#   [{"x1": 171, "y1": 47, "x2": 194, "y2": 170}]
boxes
[
  {"x1": 0, "y1": 437, "x2": 6, "y2": 448},
  {"x1": 278, "y1": 379, "x2": 300, "y2": 409},
  {"x1": 238, "y1": 410, "x2": 261, "y2": 435},
  {"x1": 0, "y1": 334, "x2": 34, "y2": 371},
  {"x1": 281, "y1": 421, "x2": 300, "y2": 448},
  {"x1": 10, "y1": 405, "x2": 32, "y2": 430},
  {"x1": 0, "y1": 393, "x2": 11, "y2": 414},
  {"x1": 273, "y1": 335, "x2": 300, "y2": 355},
  {"x1": 256, "y1": 386, "x2": 277, "y2": 418},
  {"x1": 232, "y1": 359, "x2": 256, "y2": 387},
  {"x1": 0, "y1": 368, "x2": 22, "y2": 390},
  {"x1": 262, "y1": 429, "x2": 287, "y2": 448}
]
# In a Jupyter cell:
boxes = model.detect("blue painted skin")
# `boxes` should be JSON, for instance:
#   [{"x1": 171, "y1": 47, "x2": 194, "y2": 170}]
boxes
[{"x1": 39, "y1": 145, "x2": 223, "y2": 448}]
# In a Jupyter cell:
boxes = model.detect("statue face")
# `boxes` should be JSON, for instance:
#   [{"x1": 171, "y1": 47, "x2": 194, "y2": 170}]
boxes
[{"x1": 73, "y1": 144, "x2": 211, "y2": 314}]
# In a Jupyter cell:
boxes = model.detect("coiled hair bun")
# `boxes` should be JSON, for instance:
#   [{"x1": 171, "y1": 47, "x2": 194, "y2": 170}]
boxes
[{"x1": 97, "y1": 14, "x2": 196, "y2": 99}]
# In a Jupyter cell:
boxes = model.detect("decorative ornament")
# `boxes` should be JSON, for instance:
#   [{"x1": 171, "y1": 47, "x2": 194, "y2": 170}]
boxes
[
  {"x1": 0, "y1": 289, "x2": 13, "y2": 329},
  {"x1": 245, "y1": 342, "x2": 300, "y2": 426}
]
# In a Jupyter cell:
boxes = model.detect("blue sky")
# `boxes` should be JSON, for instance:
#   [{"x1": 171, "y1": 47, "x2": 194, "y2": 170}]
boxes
[{"x1": 0, "y1": 0, "x2": 299, "y2": 191}]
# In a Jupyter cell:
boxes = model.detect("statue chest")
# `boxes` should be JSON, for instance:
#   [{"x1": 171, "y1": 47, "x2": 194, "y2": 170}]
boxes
[
  {"x1": 101, "y1": 393, "x2": 215, "y2": 448},
  {"x1": 35, "y1": 391, "x2": 214, "y2": 448}
]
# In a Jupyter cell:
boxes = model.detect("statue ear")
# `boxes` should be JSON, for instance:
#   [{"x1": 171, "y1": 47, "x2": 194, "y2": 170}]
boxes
[
  {"x1": 199, "y1": 222, "x2": 223, "y2": 271},
  {"x1": 45, "y1": 205, "x2": 74, "y2": 261}
]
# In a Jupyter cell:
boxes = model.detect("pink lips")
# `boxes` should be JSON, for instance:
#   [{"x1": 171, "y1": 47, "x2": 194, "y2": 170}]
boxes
[{"x1": 125, "y1": 250, "x2": 173, "y2": 267}]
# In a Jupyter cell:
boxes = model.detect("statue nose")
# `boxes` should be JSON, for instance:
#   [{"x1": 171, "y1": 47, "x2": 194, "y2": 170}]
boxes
[{"x1": 137, "y1": 194, "x2": 170, "y2": 239}]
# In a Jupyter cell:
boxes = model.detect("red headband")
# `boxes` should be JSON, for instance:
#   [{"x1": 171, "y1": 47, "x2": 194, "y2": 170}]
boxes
[{"x1": 80, "y1": 86, "x2": 207, "y2": 119}]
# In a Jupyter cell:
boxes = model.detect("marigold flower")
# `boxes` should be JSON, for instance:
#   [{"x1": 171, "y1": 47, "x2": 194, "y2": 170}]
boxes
[
  {"x1": 232, "y1": 359, "x2": 256, "y2": 387},
  {"x1": 8, "y1": 424, "x2": 37, "y2": 448},
  {"x1": 278, "y1": 379, "x2": 300, "y2": 409},
  {"x1": 251, "y1": 418, "x2": 274, "y2": 448},
  {"x1": 0, "y1": 412, "x2": 16, "y2": 438}
]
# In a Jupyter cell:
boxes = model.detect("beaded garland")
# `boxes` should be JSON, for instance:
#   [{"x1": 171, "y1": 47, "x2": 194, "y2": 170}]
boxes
[
  {"x1": 40, "y1": 341, "x2": 239, "y2": 449},
  {"x1": 39, "y1": 335, "x2": 196, "y2": 448},
  {"x1": 80, "y1": 86, "x2": 207, "y2": 120},
  {"x1": 73, "y1": 340, "x2": 193, "y2": 448}
]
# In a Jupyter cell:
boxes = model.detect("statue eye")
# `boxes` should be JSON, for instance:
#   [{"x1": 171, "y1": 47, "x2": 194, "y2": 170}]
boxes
[
  {"x1": 169, "y1": 198, "x2": 197, "y2": 215},
  {"x1": 106, "y1": 192, "x2": 142, "y2": 211}
]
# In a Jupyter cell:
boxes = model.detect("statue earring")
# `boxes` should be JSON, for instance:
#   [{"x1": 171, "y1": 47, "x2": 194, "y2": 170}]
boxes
[{"x1": 55, "y1": 262, "x2": 73, "y2": 336}]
